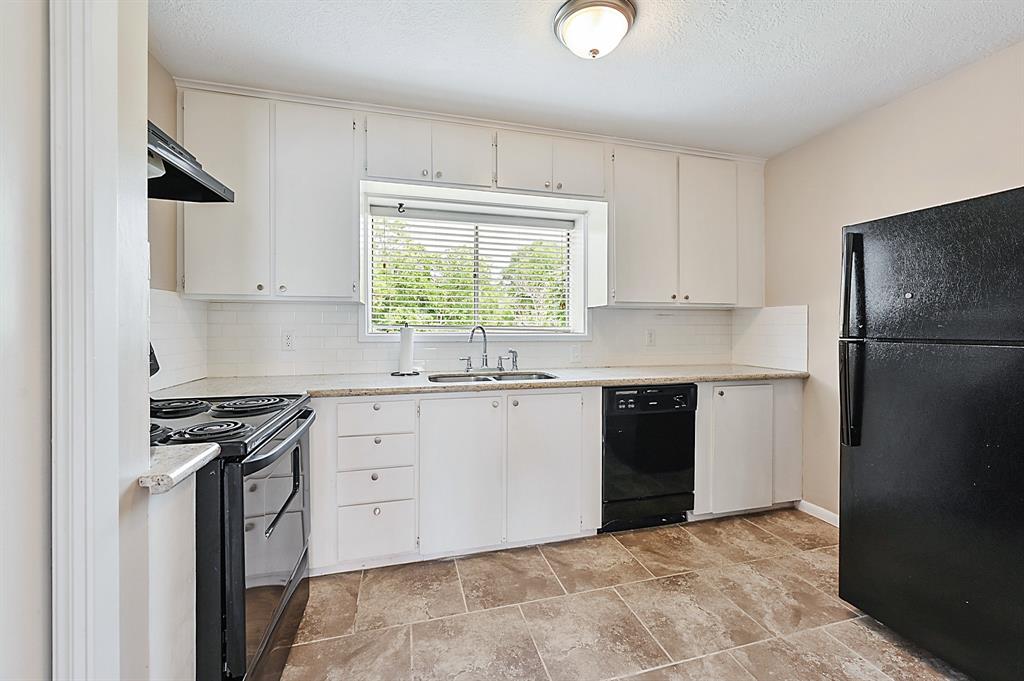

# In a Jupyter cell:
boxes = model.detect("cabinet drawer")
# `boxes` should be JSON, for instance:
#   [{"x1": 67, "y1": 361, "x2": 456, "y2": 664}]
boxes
[
  {"x1": 337, "y1": 466, "x2": 414, "y2": 506},
  {"x1": 337, "y1": 500, "x2": 416, "y2": 561},
  {"x1": 337, "y1": 400, "x2": 415, "y2": 436},
  {"x1": 337, "y1": 433, "x2": 415, "y2": 471}
]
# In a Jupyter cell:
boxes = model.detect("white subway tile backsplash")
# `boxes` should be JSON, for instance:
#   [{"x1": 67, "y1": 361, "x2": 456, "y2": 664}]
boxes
[
  {"x1": 150, "y1": 290, "x2": 208, "y2": 390},
  {"x1": 731, "y1": 305, "x2": 808, "y2": 372}
]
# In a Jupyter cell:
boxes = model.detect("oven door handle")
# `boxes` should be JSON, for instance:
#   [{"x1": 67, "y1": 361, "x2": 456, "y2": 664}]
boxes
[
  {"x1": 265, "y1": 448, "x2": 301, "y2": 539},
  {"x1": 241, "y1": 408, "x2": 315, "y2": 476}
]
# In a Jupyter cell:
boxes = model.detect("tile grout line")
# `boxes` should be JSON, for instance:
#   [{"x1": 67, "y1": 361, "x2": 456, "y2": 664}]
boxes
[
  {"x1": 452, "y1": 558, "x2": 470, "y2": 614},
  {"x1": 608, "y1": 532, "x2": 657, "y2": 579},
  {"x1": 517, "y1": 604, "x2": 554, "y2": 681},
  {"x1": 534, "y1": 545, "x2": 568, "y2": 595},
  {"x1": 611, "y1": 587, "x2": 674, "y2": 667},
  {"x1": 724, "y1": 649, "x2": 762, "y2": 681}
]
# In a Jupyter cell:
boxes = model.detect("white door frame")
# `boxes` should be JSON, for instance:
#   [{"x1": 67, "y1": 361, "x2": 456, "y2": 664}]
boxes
[{"x1": 49, "y1": 1, "x2": 122, "y2": 677}]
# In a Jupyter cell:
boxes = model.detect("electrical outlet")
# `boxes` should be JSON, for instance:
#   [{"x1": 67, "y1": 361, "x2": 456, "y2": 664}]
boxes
[
  {"x1": 282, "y1": 329, "x2": 296, "y2": 351},
  {"x1": 569, "y1": 344, "x2": 582, "y2": 363},
  {"x1": 644, "y1": 328, "x2": 656, "y2": 347}
]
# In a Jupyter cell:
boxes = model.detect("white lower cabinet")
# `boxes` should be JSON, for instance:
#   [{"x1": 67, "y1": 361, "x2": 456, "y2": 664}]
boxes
[
  {"x1": 709, "y1": 384, "x2": 774, "y2": 513},
  {"x1": 507, "y1": 393, "x2": 582, "y2": 542},
  {"x1": 418, "y1": 396, "x2": 506, "y2": 555},
  {"x1": 337, "y1": 500, "x2": 416, "y2": 561}
]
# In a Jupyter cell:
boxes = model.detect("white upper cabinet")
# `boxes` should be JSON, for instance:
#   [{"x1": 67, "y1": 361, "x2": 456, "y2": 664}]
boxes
[
  {"x1": 365, "y1": 114, "x2": 433, "y2": 182},
  {"x1": 431, "y1": 122, "x2": 494, "y2": 187},
  {"x1": 711, "y1": 384, "x2": 773, "y2": 514},
  {"x1": 612, "y1": 146, "x2": 679, "y2": 304},
  {"x1": 183, "y1": 90, "x2": 271, "y2": 296},
  {"x1": 274, "y1": 102, "x2": 356, "y2": 298},
  {"x1": 366, "y1": 114, "x2": 493, "y2": 187},
  {"x1": 678, "y1": 154, "x2": 738, "y2": 305},
  {"x1": 496, "y1": 130, "x2": 553, "y2": 192},
  {"x1": 506, "y1": 393, "x2": 582, "y2": 542},
  {"x1": 553, "y1": 137, "x2": 605, "y2": 197},
  {"x1": 497, "y1": 130, "x2": 605, "y2": 197}
]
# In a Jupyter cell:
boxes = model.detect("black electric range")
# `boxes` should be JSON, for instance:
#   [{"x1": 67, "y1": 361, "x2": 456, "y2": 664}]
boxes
[{"x1": 151, "y1": 394, "x2": 315, "y2": 681}]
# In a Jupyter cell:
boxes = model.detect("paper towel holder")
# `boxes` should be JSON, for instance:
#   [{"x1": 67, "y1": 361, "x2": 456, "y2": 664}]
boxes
[{"x1": 391, "y1": 321, "x2": 421, "y2": 376}]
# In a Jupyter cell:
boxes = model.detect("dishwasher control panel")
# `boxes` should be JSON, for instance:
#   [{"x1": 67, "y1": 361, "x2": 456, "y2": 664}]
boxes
[{"x1": 606, "y1": 384, "x2": 697, "y2": 414}]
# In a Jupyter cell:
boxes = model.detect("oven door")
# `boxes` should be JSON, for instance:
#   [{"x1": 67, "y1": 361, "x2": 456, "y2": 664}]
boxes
[{"x1": 224, "y1": 408, "x2": 314, "y2": 679}]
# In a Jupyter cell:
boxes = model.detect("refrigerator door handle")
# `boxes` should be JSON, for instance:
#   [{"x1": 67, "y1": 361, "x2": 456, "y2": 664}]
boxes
[
  {"x1": 841, "y1": 232, "x2": 865, "y2": 338},
  {"x1": 839, "y1": 340, "x2": 864, "y2": 446}
]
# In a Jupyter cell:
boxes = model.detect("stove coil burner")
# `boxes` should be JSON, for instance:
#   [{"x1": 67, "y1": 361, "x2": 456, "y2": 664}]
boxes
[
  {"x1": 151, "y1": 398, "x2": 212, "y2": 419},
  {"x1": 167, "y1": 420, "x2": 255, "y2": 444},
  {"x1": 150, "y1": 423, "x2": 172, "y2": 444},
  {"x1": 211, "y1": 396, "x2": 291, "y2": 418}
]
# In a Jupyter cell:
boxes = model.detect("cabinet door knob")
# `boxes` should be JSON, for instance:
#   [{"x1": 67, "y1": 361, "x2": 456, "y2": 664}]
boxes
[
  {"x1": 373, "y1": 507, "x2": 381, "y2": 516},
  {"x1": 421, "y1": 169, "x2": 429, "y2": 177},
  {"x1": 373, "y1": 437, "x2": 382, "y2": 445},
  {"x1": 671, "y1": 294, "x2": 677, "y2": 300},
  {"x1": 256, "y1": 283, "x2": 264, "y2": 291},
  {"x1": 371, "y1": 472, "x2": 379, "y2": 481},
  {"x1": 544, "y1": 180, "x2": 551, "y2": 188},
  {"x1": 512, "y1": 399, "x2": 519, "y2": 407},
  {"x1": 718, "y1": 390, "x2": 725, "y2": 396},
  {"x1": 492, "y1": 400, "x2": 499, "y2": 408},
  {"x1": 435, "y1": 170, "x2": 442, "y2": 179},
  {"x1": 248, "y1": 483, "x2": 258, "y2": 492},
  {"x1": 683, "y1": 294, "x2": 690, "y2": 300},
  {"x1": 278, "y1": 284, "x2": 287, "y2": 293},
  {"x1": 372, "y1": 403, "x2": 381, "y2": 411},
  {"x1": 556, "y1": 182, "x2": 563, "y2": 190}
]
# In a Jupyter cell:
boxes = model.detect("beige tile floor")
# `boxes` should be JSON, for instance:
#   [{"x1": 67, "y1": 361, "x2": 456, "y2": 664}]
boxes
[{"x1": 281, "y1": 509, "x2": 971, "y2": 681}]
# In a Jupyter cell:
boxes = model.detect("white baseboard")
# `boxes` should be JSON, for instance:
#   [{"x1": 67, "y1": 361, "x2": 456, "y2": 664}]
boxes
[{"x1": 797, "y1": 500, "x2": 839, "y2": 527}]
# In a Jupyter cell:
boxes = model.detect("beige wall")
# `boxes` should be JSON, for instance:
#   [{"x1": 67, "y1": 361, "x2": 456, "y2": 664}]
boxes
[
  {"x1": 765, "y1": 41, "x2": 1024, "y2": 514},
  {"x1": 149, "y1": 52, "x2": 178, "y2": 291},
  {"x1": 0, "y1": 2, "x2": 51, "y2": 677}
]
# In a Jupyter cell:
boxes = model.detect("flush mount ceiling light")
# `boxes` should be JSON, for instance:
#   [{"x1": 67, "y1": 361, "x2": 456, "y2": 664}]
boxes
[{"x1": 554, "y1": 0, "x2": 636, "y2": 60}]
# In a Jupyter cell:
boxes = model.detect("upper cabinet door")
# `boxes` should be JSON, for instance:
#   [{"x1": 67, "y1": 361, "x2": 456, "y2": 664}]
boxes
[
  {"x1": 431, "y1": 123, "x2": 493, "y2": 187},
  {"x1": 183, "y1": 90, "x2": 271, "y2": 296},
  {"x1": 495, "y1": 130, "x2": 553, "y2": 192},
  {"x1": 553, "y1": 138, "x2": 605, "y2": 197},
  {"x1": 274, "y1": 102, "x2": 356, "y2": 299},
  {"x1": 678, "y1": 155, "x2": 738, "y2": 305},
  {"x1": 612, "y1": 146, "x2": 678, "y2": 304},
  {"x1": 365, "y1": 114, "x2": 432, "y2": 181}
]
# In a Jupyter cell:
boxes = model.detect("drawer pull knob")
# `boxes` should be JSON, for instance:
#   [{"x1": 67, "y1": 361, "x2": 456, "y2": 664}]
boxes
[
  {"x1": 371, "y1": 472, "x2": 379, "y2": 481},
  {"x1": 374, "y1": 437, "x2": 382, "y2": 444},
  {"x1": 492, "y1": 400, "x2": 499, "y2": 408},
  {"x1": 372, "y1": 403, "x2": 381, "y2": 411},
  {"x1": 718, "y1": 390, "x2": 725, "y2": 396},
  {"x1": 373, "y1": 507, "x2": 381, "y2": 516},
  {"x1": 248, "y1": 483, "x2": 258, "y2": 492},
  {"x1": 512, "y1": 399, "x2": 519, "y2": 407}
]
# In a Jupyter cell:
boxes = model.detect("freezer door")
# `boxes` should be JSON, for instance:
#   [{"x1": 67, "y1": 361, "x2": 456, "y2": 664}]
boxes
[
  {"x1": 841, "y1": 187, "x2": 1024, "y2": 342},
  {"x1": 840, "y1": 340, "x2": 1024, "y2": 681}
]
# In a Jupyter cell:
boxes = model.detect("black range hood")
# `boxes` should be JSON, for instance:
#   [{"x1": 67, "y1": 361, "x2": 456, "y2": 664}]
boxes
[{"x1": 147, "y1": 121, "x2": 234, "y2": 203}]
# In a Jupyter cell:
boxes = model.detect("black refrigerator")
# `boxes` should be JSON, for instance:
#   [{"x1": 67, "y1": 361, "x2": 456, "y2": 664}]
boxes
[{"x1": 839, "y1": 187, "x2": 1024, "y2": 681}]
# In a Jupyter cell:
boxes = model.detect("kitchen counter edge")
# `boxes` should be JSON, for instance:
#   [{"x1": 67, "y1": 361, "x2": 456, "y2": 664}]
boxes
[
  {"x1": 153, "y1": 365, "x2": 809, "y2": 400},
  {"x1": 140, "y1": 443, "x2": 221, "y2": 494}
]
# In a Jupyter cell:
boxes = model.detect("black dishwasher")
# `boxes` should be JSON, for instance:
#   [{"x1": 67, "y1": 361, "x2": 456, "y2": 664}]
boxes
[{"x1": 601, "y1": 384, "x2": 696, "y2": 532}]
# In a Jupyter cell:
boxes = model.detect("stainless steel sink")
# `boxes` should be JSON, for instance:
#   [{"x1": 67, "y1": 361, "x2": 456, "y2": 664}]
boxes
[
  {"x1": 426, "y1": 374, "x2": 499, "y2": 383},
  {"x1": 427, "y1": 371, "x2": 558, "y2": 383}
]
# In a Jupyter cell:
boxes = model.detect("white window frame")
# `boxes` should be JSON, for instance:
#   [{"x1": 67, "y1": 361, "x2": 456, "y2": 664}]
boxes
[{"x1": 359, "y1": 181, "x2": 607, "y2": 342}]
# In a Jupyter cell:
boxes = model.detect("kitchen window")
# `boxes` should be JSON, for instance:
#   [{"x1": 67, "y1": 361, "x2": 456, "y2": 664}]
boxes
[{"x1": 366, "y1": 204, "x2": 586, "y2": 335}]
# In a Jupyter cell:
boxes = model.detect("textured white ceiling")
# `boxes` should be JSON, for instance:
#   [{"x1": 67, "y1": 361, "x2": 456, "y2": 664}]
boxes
[{"x1": 149, "y1": 0, "x2": 1024, "y2": 157}]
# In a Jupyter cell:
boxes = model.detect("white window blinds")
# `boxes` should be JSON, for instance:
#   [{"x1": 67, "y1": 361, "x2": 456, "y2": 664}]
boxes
[{"x1": 368, "y1": 206, "x2": 577, "y2": 333}]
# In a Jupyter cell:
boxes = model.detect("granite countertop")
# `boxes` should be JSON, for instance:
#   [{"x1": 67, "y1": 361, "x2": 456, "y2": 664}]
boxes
[
  {"x1": 153, "y1": 364, "x2": 808, "y2": 399},
  {"x1": 139, "y1": 443, "x2": 221, "y2": 494}
]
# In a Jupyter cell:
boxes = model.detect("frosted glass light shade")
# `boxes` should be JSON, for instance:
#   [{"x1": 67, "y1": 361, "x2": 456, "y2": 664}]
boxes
[{"x1": 555, "y1": 0, "x2": 636, "y2": 60}]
